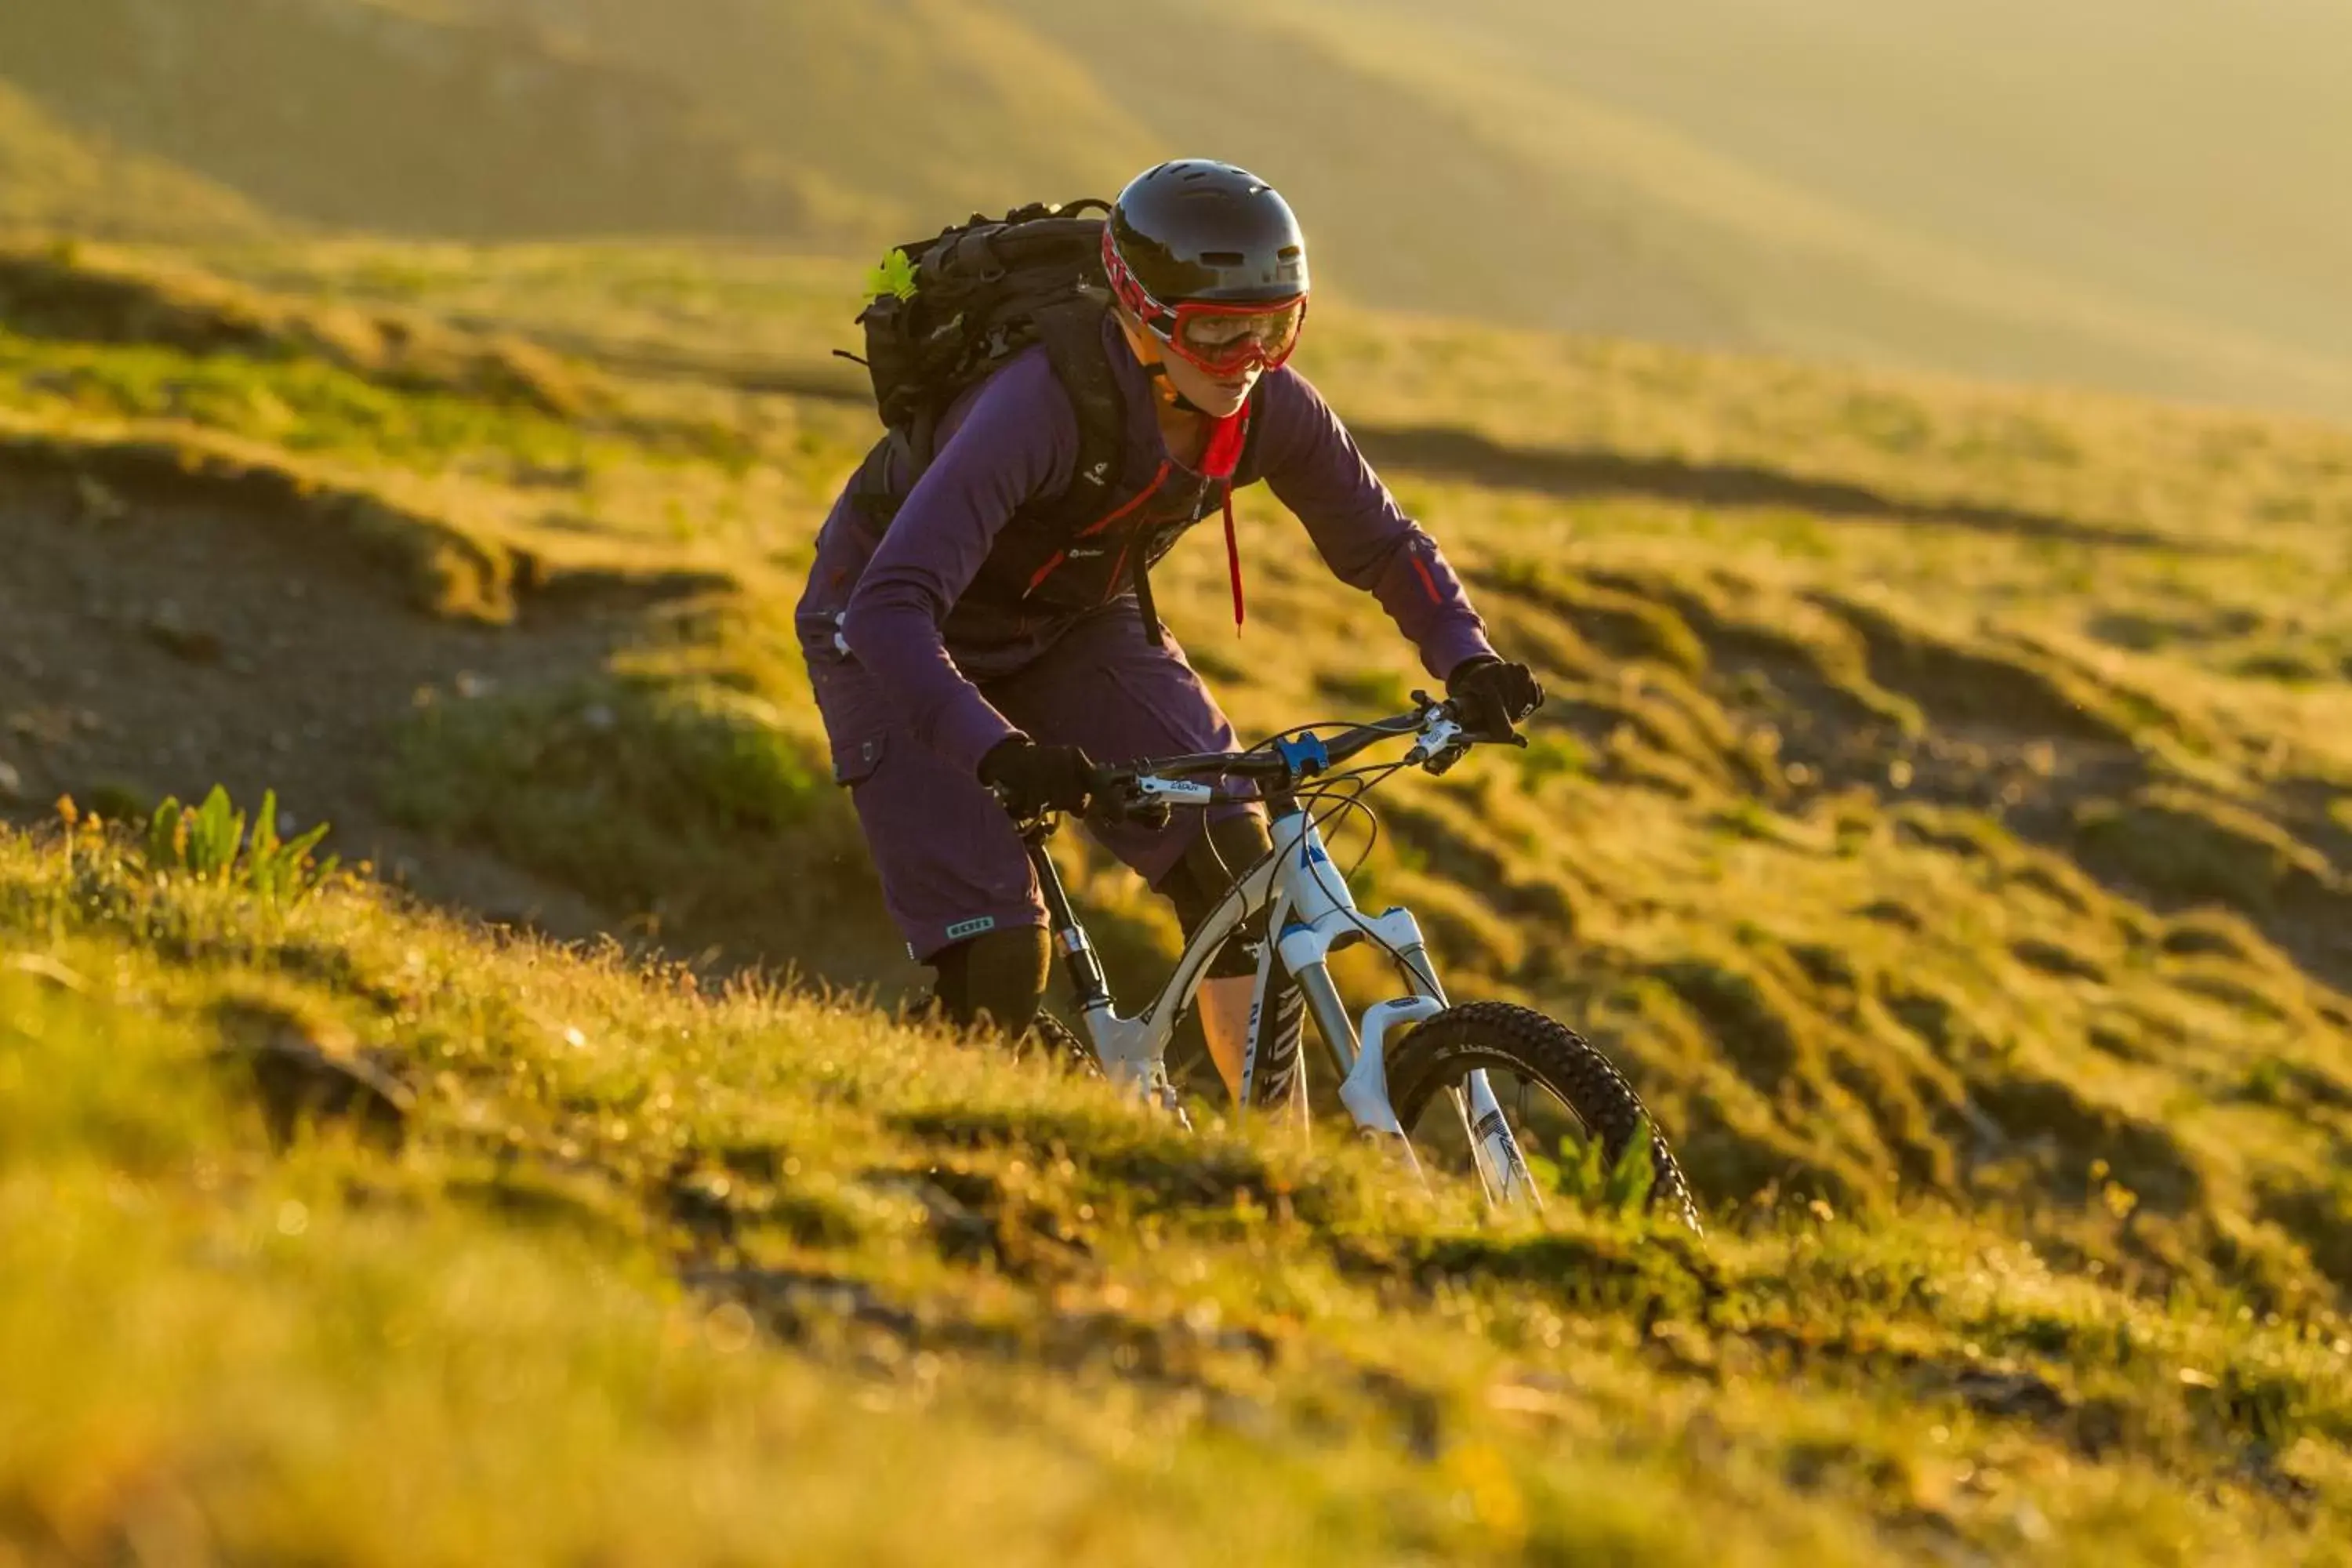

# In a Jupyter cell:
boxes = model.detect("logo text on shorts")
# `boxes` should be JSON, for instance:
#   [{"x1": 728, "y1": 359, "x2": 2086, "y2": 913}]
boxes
[{"x1": 944, "y1": 916, "x2": 998, "y2": 942}]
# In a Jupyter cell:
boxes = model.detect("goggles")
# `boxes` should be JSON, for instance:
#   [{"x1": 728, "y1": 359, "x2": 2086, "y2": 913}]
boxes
[{"x1": 1103, "y1": 230, "x2": 1308, "y2": 377}]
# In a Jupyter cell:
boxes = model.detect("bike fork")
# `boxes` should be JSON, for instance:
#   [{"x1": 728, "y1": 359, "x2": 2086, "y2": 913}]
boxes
[
  {"x1": 1025, "y1": 833, "x2": 1186, "y2": 1121},
  {"x1": 1024, "y1": 830, "x2": 1109, "y2": 1011},
  {"x1": 1455, "y1": 1071, "x2": 1543, "y2": 1213}
]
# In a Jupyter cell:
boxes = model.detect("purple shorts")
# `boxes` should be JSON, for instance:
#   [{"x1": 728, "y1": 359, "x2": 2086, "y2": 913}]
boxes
[{"x1": 808, "y1": 604, "x2": 1254, "y2": 961}]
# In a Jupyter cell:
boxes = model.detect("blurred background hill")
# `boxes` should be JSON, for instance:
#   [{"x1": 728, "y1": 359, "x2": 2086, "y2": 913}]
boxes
[{"x1": 2, "y1": 0, "x2": 2347, "y2": 414}]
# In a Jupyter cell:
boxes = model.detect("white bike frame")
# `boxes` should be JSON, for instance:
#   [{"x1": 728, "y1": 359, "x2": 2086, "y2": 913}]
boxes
[{"x1": 1031, "y1": 711, "x2": 1541, "y2": 1208}]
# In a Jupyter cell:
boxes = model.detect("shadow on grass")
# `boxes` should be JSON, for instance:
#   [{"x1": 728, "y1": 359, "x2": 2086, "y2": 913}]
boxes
[
  {"x1": 0, "y1": 458, "x2": 689, "y2": 945},
  {"x1": 1353, "y1": 423, "x2": 2205, "y2": 551}
]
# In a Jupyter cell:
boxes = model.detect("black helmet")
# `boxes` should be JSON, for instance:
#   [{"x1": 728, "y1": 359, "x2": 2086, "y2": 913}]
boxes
[{"x1": 1105, "y1": 160, "x2": 1309, "y2": 307}]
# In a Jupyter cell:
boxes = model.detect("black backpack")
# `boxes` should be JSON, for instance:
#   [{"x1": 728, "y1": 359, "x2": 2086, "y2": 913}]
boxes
[{"x1": 840, "y1": 199, "x2": 1129, "y2": 539}]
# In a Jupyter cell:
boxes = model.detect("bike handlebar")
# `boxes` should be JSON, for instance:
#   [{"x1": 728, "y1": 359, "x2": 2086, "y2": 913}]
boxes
[
  {"x1": 992, "y1": 695, "x2": 1532, "y2": 829},
  {"x1": 1087, "y1": 694, "x2": 1516, "y2": 816},
  {"x1": 1116, "y1": 713, "x2": 1414, "y2": 784}
]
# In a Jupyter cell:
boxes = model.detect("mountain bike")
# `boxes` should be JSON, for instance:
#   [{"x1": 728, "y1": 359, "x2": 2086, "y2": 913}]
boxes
[{"x1": 1009, "y1": 693, "x2": 1700, "y2": 1230}]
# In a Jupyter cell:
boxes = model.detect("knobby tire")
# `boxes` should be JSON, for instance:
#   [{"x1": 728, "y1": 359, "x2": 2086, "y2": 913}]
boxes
[{"x1": 1385, "y1": 1000, "x2": 1702, "y2": 1233}]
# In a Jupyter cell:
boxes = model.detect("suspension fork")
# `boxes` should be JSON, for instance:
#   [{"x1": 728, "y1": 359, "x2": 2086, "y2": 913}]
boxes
[
  {"x1": 1025, "y1": 815, "x2": 1532, "y2": 1205},
  {"x1": 1023, "y1": 826, "x2": 1110, "y2": 1012}
]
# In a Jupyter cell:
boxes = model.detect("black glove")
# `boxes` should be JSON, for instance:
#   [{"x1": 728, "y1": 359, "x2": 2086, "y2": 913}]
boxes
[
  {"x1": 978, "y1": 736, "x2": 1099, "y2": 818},
  {"x1": 1447, "y1": 656, "x2": 1544, "y2": 740}
]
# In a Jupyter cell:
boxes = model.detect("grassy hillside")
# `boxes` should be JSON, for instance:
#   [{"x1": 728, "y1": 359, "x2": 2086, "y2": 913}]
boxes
[
  {"x1": 0, "y1": 0, "x2": 1119, "y2": 242},
  {"x1": 5, "y1": 1, "x2": 2350, "y2": 414},
  {"x1": 1241, "y1": 0, "x2": 2352, "y2": 413},
  {"x1": 0, "y1": 0, "x2": 867, "y2": 241},
  {"x1": 19, "y1": 810, "x2": 2352, "y2": 1563},
  {"x1": 0, "y1": 82, "x2": 270, "y2": 241},
  {"x1": 1419, "y1": 0, "x2": 2352, "y2": 360},
  {"x1": 5, "y1": 234, "x2": 2352, "y2": 1556}
]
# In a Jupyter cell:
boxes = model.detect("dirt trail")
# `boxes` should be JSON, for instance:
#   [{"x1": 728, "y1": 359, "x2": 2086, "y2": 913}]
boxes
[{"x1": 0, "y1": 473, "x2": 637, "y2": 937}]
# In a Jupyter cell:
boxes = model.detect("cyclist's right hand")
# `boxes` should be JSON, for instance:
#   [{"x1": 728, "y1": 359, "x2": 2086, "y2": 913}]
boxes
[
  {"x1": 979, "y1": 736, "x2": 1099, "y2": 818},
  {"x1": 1446, "y1": 657, "x2": 1544, "y2": 740}
]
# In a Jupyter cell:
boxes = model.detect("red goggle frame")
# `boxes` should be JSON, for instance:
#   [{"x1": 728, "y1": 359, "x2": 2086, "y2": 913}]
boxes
[{"x1": 1102, "y1": 229, "x2": 1307, "y2": 378}]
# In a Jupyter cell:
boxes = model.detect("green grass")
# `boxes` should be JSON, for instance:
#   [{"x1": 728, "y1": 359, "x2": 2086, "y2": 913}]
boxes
[
  {"x1": 7, "y1": 236, "x2": 2352, "y2": 1559},
  {"x1": 7, "y1": 818, "x2": 2351, "y2": 1563},
  {"x1": 383, "y1": 655, "x2": 879, "y2": 967},
  {"x1": 0, "y1": 328, "x2": 602, "y2": 470}
]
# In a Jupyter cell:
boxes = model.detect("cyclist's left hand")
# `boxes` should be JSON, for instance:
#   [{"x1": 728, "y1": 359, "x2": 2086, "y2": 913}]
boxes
[{"x1": 1446, "y1": 656, "x2": 1544, "y2": 739}]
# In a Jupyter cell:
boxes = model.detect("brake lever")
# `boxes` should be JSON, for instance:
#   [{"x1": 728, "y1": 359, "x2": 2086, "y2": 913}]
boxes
[
  {"x1": 1081, "y1": 770, "x2": 1175, "y2": 831},
  {"x1": 1112, "y1": 798, "x2": 1174, "y2": 831},
  {"x1": 1410, "y1": 690, "x2": 1534, "y2": 771},
  {"x1": 989, "y1": 784, "x2": 1060, "y2": 844},
  {"x1": 1406, "y1": 705, "x2": 1467, "y2": 771}
]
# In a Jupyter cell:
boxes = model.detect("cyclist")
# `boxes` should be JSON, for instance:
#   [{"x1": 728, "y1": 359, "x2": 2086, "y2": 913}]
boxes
[{"x1": 796, "y1": 158, "x2": 1541, "y2": 1100}]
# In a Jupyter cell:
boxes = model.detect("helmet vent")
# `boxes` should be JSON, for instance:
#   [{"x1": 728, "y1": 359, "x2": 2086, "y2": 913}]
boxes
[
  {"x1": 1277, "y1": 245, "x2": 1302, "y2": 260},
  {"x1": 1200, "y1": 251, "x2": 1246, "y2": 266}
]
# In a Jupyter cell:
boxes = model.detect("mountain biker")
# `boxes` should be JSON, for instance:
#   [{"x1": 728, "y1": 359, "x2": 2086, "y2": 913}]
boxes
[{"x1": 795, "y1": 158, "x2": 1542, "y2": 1101}]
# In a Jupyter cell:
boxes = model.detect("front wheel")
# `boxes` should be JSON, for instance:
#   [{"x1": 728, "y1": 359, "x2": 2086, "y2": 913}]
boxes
[{"x1": 1385, "y1": 1001, "x2": 1701, "y2": 1234}]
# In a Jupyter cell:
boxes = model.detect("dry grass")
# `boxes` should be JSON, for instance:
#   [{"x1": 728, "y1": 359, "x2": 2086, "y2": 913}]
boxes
[
  {"x1": 5, "y1": 236, "x2": 2352, "y2": 1559},
  {"x1": 5, "y1": 821, "x2": 2347, "y2": 1563},
  {"x1": 10, "y1": 0, "x2": 2352, "y2": 411}
]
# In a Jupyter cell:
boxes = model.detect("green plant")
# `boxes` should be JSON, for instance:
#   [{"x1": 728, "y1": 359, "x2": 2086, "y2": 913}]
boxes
[
  {"x1": 143, "y1": 786, "x2": 339, "y2": 905},
  {"x1": 1539, "y1": 1114, "x2": 1658, "y2": 1216},
  {"x1": 10, "y1": 215, "x2": 2352, "y2": 1559}
]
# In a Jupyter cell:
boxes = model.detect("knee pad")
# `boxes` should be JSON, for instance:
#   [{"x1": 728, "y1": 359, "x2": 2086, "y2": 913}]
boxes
[{"x1": 931, "y1": 926, "x2": 1051, "y2": 1034}]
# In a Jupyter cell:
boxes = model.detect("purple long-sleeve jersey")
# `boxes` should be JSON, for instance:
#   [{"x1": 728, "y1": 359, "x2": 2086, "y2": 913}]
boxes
[{"x1": 796, "y1": 317, "x2": 1494, "y2": 775}]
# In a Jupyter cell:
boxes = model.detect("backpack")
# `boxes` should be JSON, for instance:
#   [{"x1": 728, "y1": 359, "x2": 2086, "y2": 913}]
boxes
[{"x1": 840, "y1": 198, "x2": 1129, "y2": 541}]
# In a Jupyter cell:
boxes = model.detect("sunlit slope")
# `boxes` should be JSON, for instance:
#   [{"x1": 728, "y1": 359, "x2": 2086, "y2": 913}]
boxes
[
  {"x1": 10, "y1": 235, "x2": 2352, "y2": 1276},
  {"x1": 0, "y1": 0, "x2": 1137, "y2": 241},
  {"x1": 0, "y1": 0, "x2": 850, "y2": 239},
  {"x1": 989, "y1": 0, "x2": 1749, "y2": 350},
  {"x1": 1405, "y1": 0, "x2": 2352, "y2": 362},
  {"x1": 6, "y1": 0, "x2": 2349, "y2": 412},
  {"x1": 13, "y1": 808, "x2": 2349, "y2": 1563},
  {"x1": 10, "y1": 234, "x2": 2352, "y2": 1555},
  {"x1": 0, "y1": 81, "x2": 269, "y2": 241},
  {"x1": 442, "y1": 0, "x2": 1158, "y2": 226},
  {"x1": 1141, "y1": 0, "x2": 2352, "y2": 418}
]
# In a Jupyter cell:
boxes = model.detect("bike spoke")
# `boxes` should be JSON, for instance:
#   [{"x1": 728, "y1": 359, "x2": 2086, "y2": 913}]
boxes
[
  {"x1": 1410, "y1": 1068, "x2": 1574, "y2": 1214},
  {"x1": 1441, "y1": 1081, "x2": 1504, "y2": 1207}
]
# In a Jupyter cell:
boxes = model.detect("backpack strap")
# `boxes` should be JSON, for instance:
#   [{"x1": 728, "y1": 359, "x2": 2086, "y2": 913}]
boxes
[
  {"x1": 1123, "y1": 381, "x2": 1271, "y2": 649},
  {"x1": 1030, "y1": 298, "x2": 1127, "y2": 532},
  {"x1": 1131, "y1": 546, "x2": 1167, "y2": 648},
  {"x1": 842, "y1": 296, "x2": 1120, "y2": 546}
]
